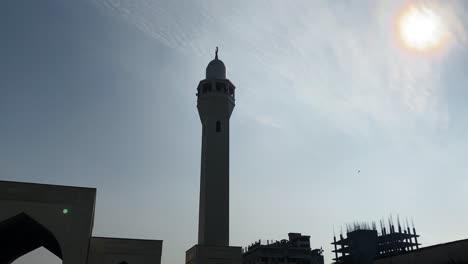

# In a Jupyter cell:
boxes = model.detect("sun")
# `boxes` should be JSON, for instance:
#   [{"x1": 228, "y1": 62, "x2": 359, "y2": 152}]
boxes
[{"x1": 396, "y1": 4, "x2": 449, "y2": 53}]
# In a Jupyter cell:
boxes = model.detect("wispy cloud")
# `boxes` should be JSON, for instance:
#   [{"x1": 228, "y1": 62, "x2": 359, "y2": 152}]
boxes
[
  {"x1": 254, "y1": 115, "x2": 283, "y2": 129},
  {"x1": 92, "y1": 0, "x2": 467, "y2": 138}
]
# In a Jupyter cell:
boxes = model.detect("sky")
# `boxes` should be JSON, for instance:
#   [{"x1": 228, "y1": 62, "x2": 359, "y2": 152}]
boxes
[{"x1": 1, "y1": 0, "x2": 468, "y2": 263}]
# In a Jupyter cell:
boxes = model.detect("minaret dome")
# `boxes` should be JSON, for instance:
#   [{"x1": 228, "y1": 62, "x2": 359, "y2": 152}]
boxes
[{"x1": 206, "y1": 47, "x2": 226, "y2": 79}]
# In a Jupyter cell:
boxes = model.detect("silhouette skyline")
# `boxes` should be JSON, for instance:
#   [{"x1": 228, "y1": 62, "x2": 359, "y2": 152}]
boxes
[{"x1": 1, "y1": 1, "x2": 468, "y2": 264}]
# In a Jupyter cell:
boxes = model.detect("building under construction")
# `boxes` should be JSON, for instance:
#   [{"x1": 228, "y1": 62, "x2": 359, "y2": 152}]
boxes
[{"x1": 331, "y1": 217, "x2": 420, "y2": 264}]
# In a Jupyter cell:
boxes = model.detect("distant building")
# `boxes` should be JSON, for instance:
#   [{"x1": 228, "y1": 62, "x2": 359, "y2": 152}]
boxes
[
  {"x1": 332, "y1": 219, "x2": 420, "y2": 264},
  {"x1": 243, "y1": 233, "x2": 324, "y2": 264},
  {"x1": 374, "y1": 238, "x2": 468, "y2": 264}
]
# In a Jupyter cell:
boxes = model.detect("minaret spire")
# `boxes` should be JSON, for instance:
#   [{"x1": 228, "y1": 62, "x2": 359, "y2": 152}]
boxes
[
  {"x1": 186, "y1": 48, "x2": 241, "y2": 264},
  {"x1": 197, "y1": 48, "x2": 235, "y2": 246}
]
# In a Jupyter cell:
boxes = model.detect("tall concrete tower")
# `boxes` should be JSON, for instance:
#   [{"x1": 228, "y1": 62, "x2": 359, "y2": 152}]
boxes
[{"x1": 186, "y1": 48, "x2": 242, "y2": 264}]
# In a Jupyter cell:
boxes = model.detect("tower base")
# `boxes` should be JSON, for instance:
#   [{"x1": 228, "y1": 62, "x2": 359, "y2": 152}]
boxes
[{"x1": 185, "y1": 244, "x2": 242, "y2": 264}]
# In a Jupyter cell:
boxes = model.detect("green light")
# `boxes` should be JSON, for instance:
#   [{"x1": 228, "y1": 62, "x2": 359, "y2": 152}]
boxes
[{"x1": 62, "y1": 209, "x2": 69, "y2": 214}]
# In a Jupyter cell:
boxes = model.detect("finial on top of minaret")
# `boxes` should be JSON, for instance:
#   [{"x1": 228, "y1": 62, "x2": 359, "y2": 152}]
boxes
[{"x1": 206, "y1": 46, "x2": 225, "y2": 79}]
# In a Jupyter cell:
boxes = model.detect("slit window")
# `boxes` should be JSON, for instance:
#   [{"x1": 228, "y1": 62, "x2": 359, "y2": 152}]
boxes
[{"x1": 216, "y1": 121, "x2": 221, "y2": 132}]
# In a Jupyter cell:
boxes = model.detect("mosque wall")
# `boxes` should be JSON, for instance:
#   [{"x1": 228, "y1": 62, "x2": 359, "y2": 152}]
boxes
[
  {"x1": 0, "y1": 180, "x2": 96, "y2": 264},
  {"x1": 87, "y1": 237, "x2": 163, "y2": 264}
]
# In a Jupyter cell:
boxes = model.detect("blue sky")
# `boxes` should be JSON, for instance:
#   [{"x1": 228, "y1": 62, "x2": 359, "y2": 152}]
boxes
[{"x1": 2, "y1": 0, "x2": 468, "y2": 263}]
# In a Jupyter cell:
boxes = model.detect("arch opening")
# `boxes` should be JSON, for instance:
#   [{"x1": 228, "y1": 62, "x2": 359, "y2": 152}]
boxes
[
  {"x1": 0, "y1": 213, "x2": 63, "y2": 264},
  {"x1": 13, "y1": 247, "x2": 62, "y2": 264}
]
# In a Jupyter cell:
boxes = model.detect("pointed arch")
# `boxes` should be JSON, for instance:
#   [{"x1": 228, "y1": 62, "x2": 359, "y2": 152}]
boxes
[{"x1": 0, "y1": 213, "x2": 62, "y2": 264}]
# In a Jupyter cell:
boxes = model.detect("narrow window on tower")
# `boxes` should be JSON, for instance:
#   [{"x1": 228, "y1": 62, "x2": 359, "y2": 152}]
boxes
[{"x1": 216, "y1": 121, "x2": 221, "y2": 132}]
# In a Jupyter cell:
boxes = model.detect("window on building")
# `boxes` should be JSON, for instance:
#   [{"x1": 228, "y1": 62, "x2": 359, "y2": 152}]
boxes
[{"x1": 216, "y1": 121, "x2": 221, "y2": 132}]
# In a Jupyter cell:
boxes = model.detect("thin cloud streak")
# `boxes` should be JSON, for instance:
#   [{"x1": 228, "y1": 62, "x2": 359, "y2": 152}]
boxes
[{"x1": 92, "y1": 0, "x2": 467, "y2": 139}]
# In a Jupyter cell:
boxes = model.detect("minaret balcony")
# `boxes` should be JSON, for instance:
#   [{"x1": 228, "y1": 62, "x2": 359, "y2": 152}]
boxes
[{"x1": 196, "y1": 79, "x2": 235, "y2": 102}]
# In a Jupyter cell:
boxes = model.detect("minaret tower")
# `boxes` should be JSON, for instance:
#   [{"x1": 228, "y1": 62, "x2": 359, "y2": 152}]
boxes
[{"x1": 186, "y1": 48, "x2": 241, "y2": 264}]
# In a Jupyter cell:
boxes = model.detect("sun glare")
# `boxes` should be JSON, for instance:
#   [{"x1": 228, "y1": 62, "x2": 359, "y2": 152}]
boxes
[{"x1": 397, "y1": 4, "x2": 449, "y2": 53}]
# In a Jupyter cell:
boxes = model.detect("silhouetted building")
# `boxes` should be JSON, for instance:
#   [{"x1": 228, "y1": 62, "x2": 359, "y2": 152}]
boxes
[
  {"x1": 332, "y1": 218, "x2": 420, "y2": 264},
  {"x1": 0, "y1": 180, "x2": 163, "y2": 264},
  {"x1": 243, "y1": 233, "x2": 324, "y2": 264},
  {"x1": 374, "y1": 238, "x2": 468, "y2": 264}
]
